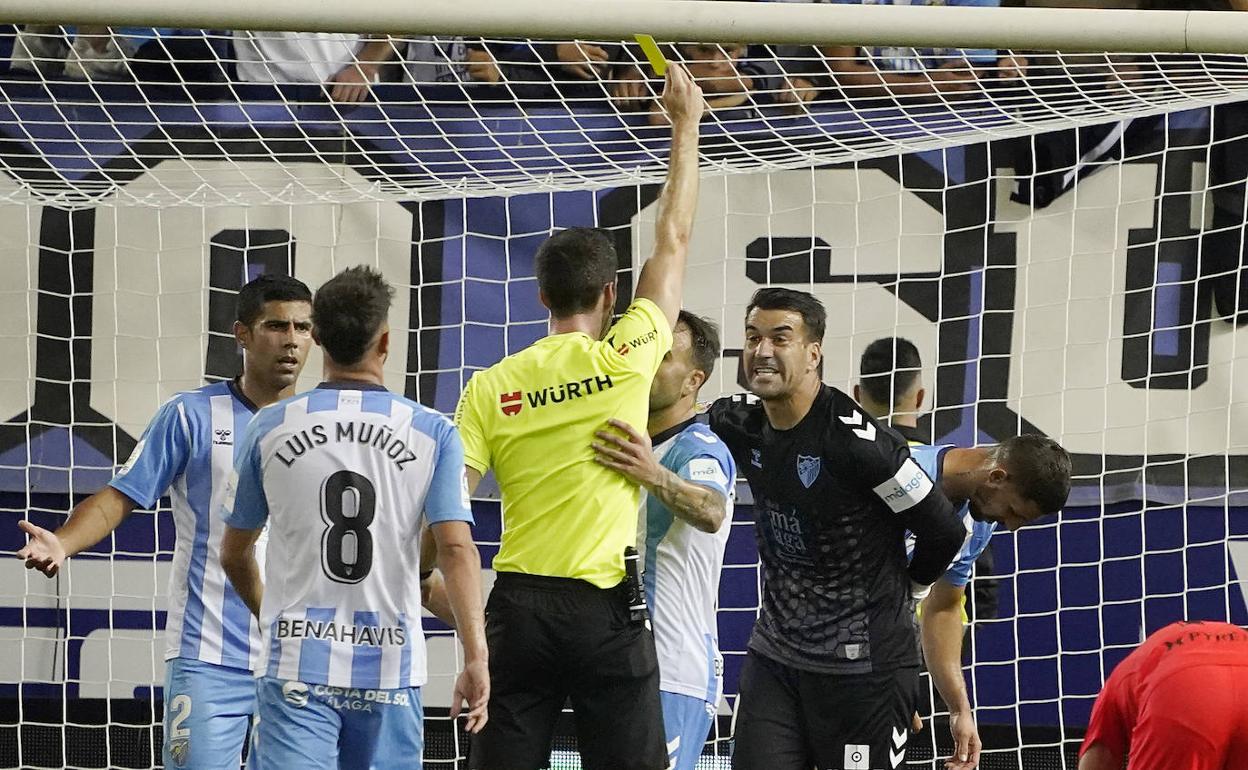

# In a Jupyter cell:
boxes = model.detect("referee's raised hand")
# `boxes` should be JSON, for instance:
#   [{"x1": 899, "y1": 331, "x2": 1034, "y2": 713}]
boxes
[{"x1": 661, "y1": 62, "x2": 707, "y2": 127}]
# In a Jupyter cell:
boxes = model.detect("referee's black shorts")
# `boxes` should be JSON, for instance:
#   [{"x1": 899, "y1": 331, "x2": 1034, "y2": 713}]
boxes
[
  {"x1": 468, "y1": 572, "x2": 667, "y2": 770},
  {"x1": 731, "y1": 650, "x2": 919, "y2": 770}
]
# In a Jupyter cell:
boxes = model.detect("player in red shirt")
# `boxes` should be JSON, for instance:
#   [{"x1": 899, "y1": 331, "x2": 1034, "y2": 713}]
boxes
[{"x1": 1079, "y1": 620, "x2": 1248, "y2": 770}]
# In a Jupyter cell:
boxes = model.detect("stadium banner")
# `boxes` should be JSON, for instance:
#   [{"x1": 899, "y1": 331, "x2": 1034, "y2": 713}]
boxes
[
  {"x1": 2, "y1": 98, "x2": 1248, "y2": 728},
  {"x1": 0, "y1": 105, "x2": 1243, "y2": 505}
]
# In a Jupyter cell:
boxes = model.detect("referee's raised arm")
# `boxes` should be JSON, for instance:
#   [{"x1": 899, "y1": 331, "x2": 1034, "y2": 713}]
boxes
[
  {"x1": 455, "y1": 61, "x2": 706, "y2": 770},
  {"x1": 633, "y1": 63, "x2": 706, "y2": 329}
]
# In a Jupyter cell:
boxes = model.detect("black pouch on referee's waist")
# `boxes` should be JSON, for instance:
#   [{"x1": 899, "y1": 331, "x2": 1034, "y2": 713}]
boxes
[{"x1": 622, "y1": 546, "x2": 650, "y2": 625}]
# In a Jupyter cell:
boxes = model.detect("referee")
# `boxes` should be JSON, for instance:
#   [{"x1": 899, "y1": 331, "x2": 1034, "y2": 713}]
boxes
[{"x1": 454, "y1": 64, "x2": 704, "y2": 770}]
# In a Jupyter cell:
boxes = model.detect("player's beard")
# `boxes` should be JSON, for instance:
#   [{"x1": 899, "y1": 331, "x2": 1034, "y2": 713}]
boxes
[
  {"x1": 967, "y1": 492, "x2": 989, "y2": 522},
  {"x1": 649, "y1": 383, "x2": 680, "y2": 412}
]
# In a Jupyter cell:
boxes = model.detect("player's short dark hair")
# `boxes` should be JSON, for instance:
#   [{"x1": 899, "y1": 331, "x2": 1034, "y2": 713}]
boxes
[
  {"x1": 534, "y1": 227, "x2": 618, "y2": 317},
  {"x1": 746, "y1": 287, "x2": 826, "y2": 343},
  {"x1": 996, "y1": 434, "x2": 1073, "y2": 515},
  {"x1": 312, "y1": 266, "x2": 394, "y2": 367},
  {"x1": 236, "y1": 274, "x2": 312, "y2": 327},
  {"x1": 859, "y1": 337, "x2": 923, "y2": 408},
  {"x1": 678, "y1": 310, "x2": 720, "y2": 381}
]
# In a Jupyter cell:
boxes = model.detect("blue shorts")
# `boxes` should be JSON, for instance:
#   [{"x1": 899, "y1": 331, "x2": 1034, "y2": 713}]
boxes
[
  {"x1": 250, "y1": 677, "x2": 423, "y2": 770},
  {"x1": 163, "y1": 657, "x2": 256, "y2": 770},
  {"x1": 660, "y1": 690, "x2": 715, "y2": 770}
]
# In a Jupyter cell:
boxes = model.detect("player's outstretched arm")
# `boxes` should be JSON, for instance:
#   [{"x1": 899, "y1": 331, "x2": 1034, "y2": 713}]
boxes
[
  {"x1": 920, "y1": 578, "x2": 981, "y2": 770},
  {"x1": 220, "y1": 526, "x2": 265, "y2": 618},
  {"x1": 23, "y1": 395, "x2": 194, "y2": 575},
  {"x1": 17, "y1": 487, "x2": 137, "y2": 577},
  {"x1": 633, "y1": 63, "x2": 705, "y2": 329},
  {"x1": 433, "y1": 519, "x2": 489, "y2": 733}
]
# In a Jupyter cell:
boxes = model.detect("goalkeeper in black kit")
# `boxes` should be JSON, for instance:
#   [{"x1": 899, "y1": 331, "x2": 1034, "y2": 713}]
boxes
[{"x1": 709, "y1": 288, "x2": 966, "y2": 770}]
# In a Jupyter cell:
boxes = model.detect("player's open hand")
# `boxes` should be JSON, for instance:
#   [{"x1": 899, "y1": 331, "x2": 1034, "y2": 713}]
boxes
[
  {"x1": 592, "y1": 419, "x2": 662, "y2": 489},
  {"x1": 945, "y1": 710, "x2": 982, "y2": 770},
  {"x1": 660, "y1": 62, "x2": 706, "y2": 127},
  {"x1": 17, "y1": 519, "x2": 66, "y2": 577},
  {"x1": 452, "y1": 659, "x2": 490, "y2": 733}
]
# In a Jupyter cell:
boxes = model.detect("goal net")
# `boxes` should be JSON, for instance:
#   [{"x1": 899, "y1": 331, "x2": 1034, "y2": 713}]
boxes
[{"x1": 2, "y1": 5, "x2": 1248, "y2": 769}]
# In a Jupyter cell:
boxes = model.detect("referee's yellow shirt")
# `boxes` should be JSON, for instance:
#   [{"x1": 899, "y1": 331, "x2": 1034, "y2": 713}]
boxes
[{"x1": 454, "y1": 298, "x2": 672, "y2": 589}]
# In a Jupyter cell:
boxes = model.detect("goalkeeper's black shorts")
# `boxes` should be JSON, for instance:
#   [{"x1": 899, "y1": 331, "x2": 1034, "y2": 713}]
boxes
[
  {"x1": 468, "y1": 571, "x2": 666, "y2": 770},
  {"x1": 731, "y1": 650, "x2": 920, "y2": 770}
]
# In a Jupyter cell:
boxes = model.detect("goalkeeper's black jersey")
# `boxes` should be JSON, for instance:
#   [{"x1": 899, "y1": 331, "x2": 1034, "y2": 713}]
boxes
[{"x1": 708, "y1": 385, "x2": 965, "y2": 674}]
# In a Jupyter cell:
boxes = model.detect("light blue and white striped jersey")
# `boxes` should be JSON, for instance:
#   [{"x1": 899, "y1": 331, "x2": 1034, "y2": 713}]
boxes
[
  {"x1": 907, "y1": 444, "x2": 995, "y2": 588},
  {"x1": 638, "y1": 419, "x2": 736, "y2": 703},
  {"x1": 221, "y1": 382, "x2": 473, "y2": 690},
  {"x1": 110, "y1": 380, "x2": 264, "y2": 670}
]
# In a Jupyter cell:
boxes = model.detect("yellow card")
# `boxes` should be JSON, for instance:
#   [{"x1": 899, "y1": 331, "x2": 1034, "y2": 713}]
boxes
[{"x1": 633, "y1": 34, "x2": 667, "y2": 76}]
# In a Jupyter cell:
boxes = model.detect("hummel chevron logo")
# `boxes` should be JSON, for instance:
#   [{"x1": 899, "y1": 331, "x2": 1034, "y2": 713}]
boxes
[
  {"x1": 888, "y1": 724, "x2": 907, "y2": 767},
  {"x1": 892, "y1": 726, "x2": 907, "y2": 749},
  {"x1": 838, "y1": 411, "x2": 877, "y2": 441}
]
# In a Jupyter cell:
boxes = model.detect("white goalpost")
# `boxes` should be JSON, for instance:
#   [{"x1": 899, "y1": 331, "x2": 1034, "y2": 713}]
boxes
[
  {"x1": 7, "y1": 1, "x2": 1248, "y2": 53},
  {"x1": 1, "y1": 3, "x2": 1247, "y2": 769}
]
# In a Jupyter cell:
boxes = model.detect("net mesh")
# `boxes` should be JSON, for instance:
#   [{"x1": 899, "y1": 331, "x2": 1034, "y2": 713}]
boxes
[
  {"x1": 2, "y1": 27, "x2": 1248, "y2": 205},
  {"x1": 1, "y1": 14, "x2": 1248, "y2": 770}
]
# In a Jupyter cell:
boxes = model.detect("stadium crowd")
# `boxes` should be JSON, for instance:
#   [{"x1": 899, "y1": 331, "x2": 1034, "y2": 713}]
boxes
[{"x1": 11, "y1": 0, "x2": 1225, "y2": 113}]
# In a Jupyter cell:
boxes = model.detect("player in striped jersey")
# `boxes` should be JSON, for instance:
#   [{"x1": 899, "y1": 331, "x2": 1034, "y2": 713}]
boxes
[
  {"x1": 592, "y1": 311, "x2": 736, "y2": 770},
  {"x1": 16, "y1": 274, "x2": 314, "y2": 769},
  {"x1": 906, "y1": 437, "x2": 1071, "y2": 770},
  {"x1": 220, "y1": 266, "x2": 488, "y2": 769}
]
